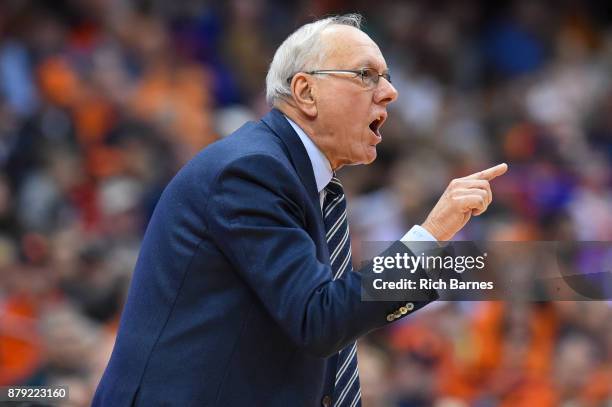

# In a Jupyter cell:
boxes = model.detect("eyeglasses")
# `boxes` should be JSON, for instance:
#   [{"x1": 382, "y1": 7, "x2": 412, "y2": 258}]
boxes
[{"x1": 286, "y1": 67, "x2": 392, "y2": 89}]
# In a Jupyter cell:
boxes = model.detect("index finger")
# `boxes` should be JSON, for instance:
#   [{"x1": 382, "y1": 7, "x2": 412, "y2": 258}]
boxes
[{"x1": 465, "y1": 163, "x2": 508, "y2": 181}]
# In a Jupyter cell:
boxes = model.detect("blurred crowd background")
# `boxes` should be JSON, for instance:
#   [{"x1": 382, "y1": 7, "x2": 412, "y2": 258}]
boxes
[{"x1": 1, "y1": 0, "x2": 611, "y2": 406}]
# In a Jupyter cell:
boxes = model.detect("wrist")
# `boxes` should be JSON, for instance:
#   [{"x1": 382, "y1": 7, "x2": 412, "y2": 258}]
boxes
[{"x1": 421, "y1": 219, "x2": 450, "y2": 241}]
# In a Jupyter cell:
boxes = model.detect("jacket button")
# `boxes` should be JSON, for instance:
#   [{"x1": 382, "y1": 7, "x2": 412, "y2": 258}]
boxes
[
  {"x1": 406, "y1": 302, "x2": 414, "y2": 311},
  {"x1": 386, "y1": 313, "x2": 395, "y2": 322},
  {"x1": 399, "y1": 306, "x2": 408, "y2": 314},
  {"x1": 322, "y1": 395, "x2": 333, "y2": 407},
  {"x1": 394, "y1": 310, "x2": 402, "y2": 319}
]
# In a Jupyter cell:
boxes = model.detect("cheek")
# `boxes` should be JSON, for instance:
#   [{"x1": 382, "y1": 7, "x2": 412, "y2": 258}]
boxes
[
  {"x1": 348, "y1": 125, "x2": 367, "y2": 149},
  {"x1": 333, "y1": 90, "x2": 370, "y2": 119},
  {"x1": 348, "y1": 120, "x2": 372, "y2": 151}
]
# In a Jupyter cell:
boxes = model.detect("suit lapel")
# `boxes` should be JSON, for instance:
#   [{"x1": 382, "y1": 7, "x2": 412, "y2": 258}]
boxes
[
  {"x1": 261, "y1": 108, "x2": 320, "y2": 207},
  {"x1": 261, "y1": 108, "x2": 331, "y2": 264}
]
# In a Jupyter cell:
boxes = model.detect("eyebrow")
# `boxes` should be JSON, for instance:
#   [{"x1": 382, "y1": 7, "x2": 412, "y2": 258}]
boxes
[{"x1": 352, "y1": 59, "x2": 389, "y2": 72}]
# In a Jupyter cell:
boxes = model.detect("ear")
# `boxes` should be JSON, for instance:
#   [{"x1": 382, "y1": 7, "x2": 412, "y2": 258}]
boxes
[{"x1": 291, "y1": 73, "x2": 318, "y2": 118}]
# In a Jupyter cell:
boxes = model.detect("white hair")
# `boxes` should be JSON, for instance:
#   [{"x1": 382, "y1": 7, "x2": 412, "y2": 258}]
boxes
[{"x1": 265, "y1": 14, "x2": 363, "y2": 106}]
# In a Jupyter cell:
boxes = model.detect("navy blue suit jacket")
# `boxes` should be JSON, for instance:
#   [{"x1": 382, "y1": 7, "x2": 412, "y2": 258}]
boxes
[{"x1": 92, "y1": 108, "x2": 437, "y2": 406}]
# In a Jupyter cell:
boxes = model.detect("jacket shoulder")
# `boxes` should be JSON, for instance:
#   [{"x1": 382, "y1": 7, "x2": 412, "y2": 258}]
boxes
[
  {"x1": 191, "y1": 120, "x2": 291, "y2": 179},
  {"x1": 159, "y1": 120, "x2": 299, "y2": 212}
]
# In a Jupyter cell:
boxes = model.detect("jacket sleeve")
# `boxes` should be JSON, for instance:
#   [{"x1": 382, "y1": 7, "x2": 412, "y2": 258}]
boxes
[{"x1": 205, "y1": 153, "x2": 437, "y2": 357}]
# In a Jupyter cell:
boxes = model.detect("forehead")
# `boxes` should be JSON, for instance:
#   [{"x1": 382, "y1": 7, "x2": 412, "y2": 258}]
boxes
[{"x1": 319, "y1": 25, "x2": 387, "y2": 70}]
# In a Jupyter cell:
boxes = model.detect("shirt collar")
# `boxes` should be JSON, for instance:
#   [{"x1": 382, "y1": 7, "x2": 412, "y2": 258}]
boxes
[{"x1": 284, "y1": 116, "x2": 333, "y2": 193}]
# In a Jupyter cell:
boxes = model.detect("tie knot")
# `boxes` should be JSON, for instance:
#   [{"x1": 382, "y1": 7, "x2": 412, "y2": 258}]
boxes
[{"x1": 325, "y1": 176, "x2": 344, "y2": 196}]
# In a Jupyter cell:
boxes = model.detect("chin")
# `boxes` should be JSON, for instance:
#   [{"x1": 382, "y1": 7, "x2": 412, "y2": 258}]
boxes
[
  {"x1": 344, "y1": 146, "x2": 378, "y2": 167},
  {"x1": 356, "y1": 150, "x2": 377, "y2": 165},
  {"x1": 365, "y1": 145, "x2": 378, "y2": 163}
]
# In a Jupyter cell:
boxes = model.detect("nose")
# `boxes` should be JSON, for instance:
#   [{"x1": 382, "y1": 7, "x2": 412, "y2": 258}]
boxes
[{"x1": 374, "y1": 77, "x2": 398, "y2": 105}]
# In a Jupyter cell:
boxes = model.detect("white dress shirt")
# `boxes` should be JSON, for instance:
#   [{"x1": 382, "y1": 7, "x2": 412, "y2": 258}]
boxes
[{"x1": 284, "y1": 116, "x2": 437, "y2": 244}]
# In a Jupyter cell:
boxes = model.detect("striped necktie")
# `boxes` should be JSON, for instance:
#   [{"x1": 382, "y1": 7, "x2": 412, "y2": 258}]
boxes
[{"x1": 323, "y1": 176, "x2": 361, "y2": 407}]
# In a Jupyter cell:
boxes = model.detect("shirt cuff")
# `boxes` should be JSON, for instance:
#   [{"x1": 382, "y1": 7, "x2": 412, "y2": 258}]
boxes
[
  {"x1": 400, "y1": 225, "x2": 439, "y2": 253},
  {"x1": 401, "y1": 225, "x2": 437, "y2": 242}
]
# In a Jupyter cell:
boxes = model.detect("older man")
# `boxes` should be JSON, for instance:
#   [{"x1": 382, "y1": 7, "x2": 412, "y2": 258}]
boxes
[{"x1": 93, "y1": 14, "x2": 506, "y2": 407}]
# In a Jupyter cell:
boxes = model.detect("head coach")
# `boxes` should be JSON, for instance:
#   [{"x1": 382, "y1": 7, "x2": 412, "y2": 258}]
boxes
[{"x1": 93, "y1": 13, "x2": 507, "y2": 407}]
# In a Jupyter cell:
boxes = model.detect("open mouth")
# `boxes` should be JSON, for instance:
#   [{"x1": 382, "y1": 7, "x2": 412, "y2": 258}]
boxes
[{"x1": 369, "y1": 115, "x2": 385, "y2": 140}]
